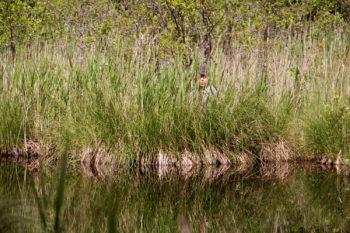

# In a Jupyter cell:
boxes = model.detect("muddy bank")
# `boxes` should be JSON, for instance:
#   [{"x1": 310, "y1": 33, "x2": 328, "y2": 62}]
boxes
[{"x1": 1, "y1": 140, "x2": 348, "y2": 176}]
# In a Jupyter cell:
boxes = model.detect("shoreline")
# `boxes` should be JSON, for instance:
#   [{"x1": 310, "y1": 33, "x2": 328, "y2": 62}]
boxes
[{"x1": 1, "y1": 140, "x2": 347, "y2": 177}]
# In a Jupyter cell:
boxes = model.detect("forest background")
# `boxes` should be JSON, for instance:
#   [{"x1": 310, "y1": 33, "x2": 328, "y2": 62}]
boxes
[{"x1": 1, "y1": 0, "x2": 350, "y2": 62}]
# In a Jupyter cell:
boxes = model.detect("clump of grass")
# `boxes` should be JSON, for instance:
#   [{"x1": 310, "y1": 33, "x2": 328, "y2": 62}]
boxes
[
  {"x1": 304, "y1": 98, "x2": 350, "y2": 158},
  {"x1": 0, "y1": 96, "x2": 25, "y2": 152}
]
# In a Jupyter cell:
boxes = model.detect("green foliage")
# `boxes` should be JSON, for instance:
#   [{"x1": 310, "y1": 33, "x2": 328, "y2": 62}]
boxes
[
  {"x1": 0, "y1": 0, "x2": 29, "y2": 48},
  {"x1": 0, "y1": 0, "x2": 57, "y2": 51},
  {"x1": 1, "y1": 0, "x2": 350, "y2": 60}
]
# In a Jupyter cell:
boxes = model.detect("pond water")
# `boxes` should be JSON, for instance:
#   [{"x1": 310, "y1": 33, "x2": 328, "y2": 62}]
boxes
[{"x1": 1, "y1": 162, "x2": 350, "y2": 232}]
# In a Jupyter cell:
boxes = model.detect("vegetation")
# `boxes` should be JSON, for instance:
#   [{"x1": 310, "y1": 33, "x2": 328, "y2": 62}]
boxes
[{"x1": 0, "y1": 0, "x2": 349, "y2": 164}]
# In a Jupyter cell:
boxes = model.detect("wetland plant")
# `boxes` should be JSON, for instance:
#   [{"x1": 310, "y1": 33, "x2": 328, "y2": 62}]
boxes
[{"x1": 0, "y1": 30, "x2": 349, "y2": 165}]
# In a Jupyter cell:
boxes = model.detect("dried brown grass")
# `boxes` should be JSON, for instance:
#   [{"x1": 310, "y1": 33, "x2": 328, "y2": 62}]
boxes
[{"x1": 259, "y1": 140, "x2": 296, "y2": 162}]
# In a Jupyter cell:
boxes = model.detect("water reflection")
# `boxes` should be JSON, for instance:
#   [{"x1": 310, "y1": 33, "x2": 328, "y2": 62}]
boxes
[{"x1": 0, "y1": 161, "x2": 350, "y2": 232}]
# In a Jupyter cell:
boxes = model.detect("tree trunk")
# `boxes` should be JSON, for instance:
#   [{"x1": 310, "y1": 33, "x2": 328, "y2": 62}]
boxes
[
  {"x1": 78, "y1": 1, "x2": 86, "y2": 65},
  {"x1": 262, "y1": 10, "x2": 269, "y2": 83},
  {"x1": 223, "y1": 0, "x2": 235, "y2": 57},
  {"x1": 10, "y1": 27, "x2": 16, "y2": 62}
]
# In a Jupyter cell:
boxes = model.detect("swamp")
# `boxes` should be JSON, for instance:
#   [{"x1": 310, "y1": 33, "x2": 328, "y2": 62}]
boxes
[{"x1": 0, "y1": 0, "x2": 350, "y2": 232}]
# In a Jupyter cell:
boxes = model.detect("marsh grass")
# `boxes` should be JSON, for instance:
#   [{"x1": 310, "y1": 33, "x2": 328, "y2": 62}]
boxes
[
  {"x1": 0, "y1": 29, "x2": 349, "y2": 163},
  {"x1": 304, "y1": 98, "x2": 350, "y2": 159}
]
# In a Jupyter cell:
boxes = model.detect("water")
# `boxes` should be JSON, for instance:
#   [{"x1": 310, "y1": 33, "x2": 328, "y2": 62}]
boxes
[{"x1": 1, "y1": 162, "x2": 350, "y2": 232}]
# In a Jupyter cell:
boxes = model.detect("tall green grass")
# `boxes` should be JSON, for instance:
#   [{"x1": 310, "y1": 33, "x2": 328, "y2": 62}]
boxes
[
  {"x1": 0, "y1": 29, "x2": 349, "y2": 163},
  {"x1": 304, "y1": 98, "x2": 350, "y2": 158}
]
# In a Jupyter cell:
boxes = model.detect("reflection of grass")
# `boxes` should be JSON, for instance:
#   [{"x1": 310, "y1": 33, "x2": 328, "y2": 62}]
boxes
[
  {"x1": 77, "y1": 170, "x2": 350, "y2": 232},
  {"x1": 0, "y1": 165, "x2": 33, "y2": 232},
  {"x1": 29, "y1": 150, "x2": 68, "y2": 233},
  {"x1": 0, "y1": 30, "x2": 349, "y2": 164},
  {"x1": 2, "y1": 166, "x2": 347, "y2": 232},
  {"x1": 0, "y1": 199, "x2": 23, "y2": 233}
]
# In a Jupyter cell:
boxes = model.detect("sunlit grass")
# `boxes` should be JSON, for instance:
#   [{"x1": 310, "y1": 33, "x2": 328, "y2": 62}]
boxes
[{"x1": 0, "y1": 29, "x2": 349, "y2": 162}]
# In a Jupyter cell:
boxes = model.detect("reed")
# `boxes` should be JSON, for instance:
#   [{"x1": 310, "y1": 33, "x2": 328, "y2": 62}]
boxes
[{"x1": 0, "y1": 29, "x2": 349, "y2": 164}]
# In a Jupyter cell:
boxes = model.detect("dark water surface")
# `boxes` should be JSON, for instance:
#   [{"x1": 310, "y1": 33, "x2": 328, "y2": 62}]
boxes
[{"x1": 1, "y1": 162, "x2": 350, "y2": 232}]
